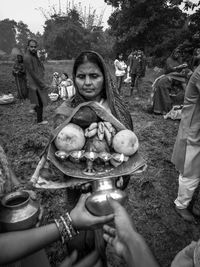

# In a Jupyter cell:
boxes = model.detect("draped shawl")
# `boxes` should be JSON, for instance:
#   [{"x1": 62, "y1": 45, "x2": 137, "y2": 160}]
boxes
[{"x1": 56, "y1": 51, "x2": 133, "y2": 130}]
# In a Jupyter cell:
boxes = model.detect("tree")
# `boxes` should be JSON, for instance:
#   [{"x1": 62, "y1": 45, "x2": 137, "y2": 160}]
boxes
[
  {"x1": 0, "y1": 19, "x2": 17, "y2": 53},
  {"x1": 105, "y1": 0, "x2": 200, "y2": 60},
  {"x1": 16, "y1": 21, "x2": 33, "y2": 52},
  {"x1": 40, "y1": 1, "x2": 113, "y2": 59},
  {"x1": 43, "y1": 9, "x2": 90, "y2": 59}
]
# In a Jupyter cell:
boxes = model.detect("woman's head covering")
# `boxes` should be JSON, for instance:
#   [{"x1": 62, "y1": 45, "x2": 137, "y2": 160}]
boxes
[{"x1": 71, "y1": 51, "x2": 133, "y2": 130}]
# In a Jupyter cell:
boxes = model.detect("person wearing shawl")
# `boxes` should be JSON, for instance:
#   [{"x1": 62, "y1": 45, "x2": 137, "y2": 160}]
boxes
[
  {"x1": 152, "y1": 71, "x2": 191, "y2": 115},
  {"x1": 164, "y1": 48, "x2": 188, "y2": 74},
  {"x1": 12, "y1": 54, "x2": 28, "y2": 99},
  {"x1": 53, "y1": 50, "x2": 133, "y2": 266},
  {"x1": 55, "y1": 51, "x2": 133, "y2": 130}
]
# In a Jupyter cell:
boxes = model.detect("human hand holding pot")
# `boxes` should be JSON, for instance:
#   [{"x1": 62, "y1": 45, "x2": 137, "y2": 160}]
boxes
[{"x1": 70, "y1": 193, "x2": 114, "y2": 230}]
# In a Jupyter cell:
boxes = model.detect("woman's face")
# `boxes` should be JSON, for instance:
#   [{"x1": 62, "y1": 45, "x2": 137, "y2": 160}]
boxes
[{"x1": 75, "y1": 61, "x2": 104, "y2": 101}]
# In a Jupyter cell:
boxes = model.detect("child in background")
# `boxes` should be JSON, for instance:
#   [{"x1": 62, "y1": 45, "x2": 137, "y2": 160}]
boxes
[
  {"x1": 58, "y1": 73, "x2": 75, "y2": 100},
  {"x1": 51, "y1": 72, "x2": 60, "y2": 93}
]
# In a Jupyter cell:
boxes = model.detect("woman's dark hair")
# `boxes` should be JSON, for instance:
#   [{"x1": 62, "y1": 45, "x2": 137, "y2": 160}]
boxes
[{"x1": 73, "y1": 51, "x2": 105, "y2": 79}]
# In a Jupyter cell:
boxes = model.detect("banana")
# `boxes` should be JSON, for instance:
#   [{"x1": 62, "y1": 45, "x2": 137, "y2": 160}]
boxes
[
  {"x1": 87, "y1": 128, "x2": 97, "y2": 138},
  {"x1": 104, "y1": 127, "x2": 112, "y2": 146},
  {"x1": 97, "y1": 127, "x2": 104, "y2": 140},
  {"x1": 98, "y1": 122, "x2": 104, "y2": 133},
  {"x1": 111, "y1": 126, "x2": 117, "y2": 137},
  {"x1": 85, "y1": 128, "x2": 89, "y2": 137},
  {"x1": 103, "y1": 121, "x2": 113, "y2": 133},
  {"x1": 89, "y1": 122, "x2": 98, "y2": 131}
]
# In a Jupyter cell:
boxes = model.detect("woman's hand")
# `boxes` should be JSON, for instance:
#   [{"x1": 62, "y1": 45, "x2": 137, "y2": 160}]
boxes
[
  {"x1": 70, "y1": 193, "x2": 114, "y2": 230},
  {"x1": 60, "y1": 250, "x2": 101, "y2": 267}
]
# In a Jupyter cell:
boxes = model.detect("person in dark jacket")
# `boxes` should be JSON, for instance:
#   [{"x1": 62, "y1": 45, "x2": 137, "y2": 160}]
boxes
[{"x1": 24, "y1": 39, "x2": 49, "y2": 125}]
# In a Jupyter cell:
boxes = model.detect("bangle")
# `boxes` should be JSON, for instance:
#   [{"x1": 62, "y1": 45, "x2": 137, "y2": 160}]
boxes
[
  {"x1": 54, "y1": 218, "x2": 66, "y2": 244},
  {"x1": 54, "y1": 213, "x2": 79, "y2": 244},
  {"x1": 60, "y1": 215, "x2": 73, "y2": 239},
  {"x1": 65, "y1": 212, "x2": 79, "y2": 236}
]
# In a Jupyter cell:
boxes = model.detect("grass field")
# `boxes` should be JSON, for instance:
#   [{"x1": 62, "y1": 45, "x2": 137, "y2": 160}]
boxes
[{"x1": 0, "y1": 60, "x2": 200, "y2": 267}]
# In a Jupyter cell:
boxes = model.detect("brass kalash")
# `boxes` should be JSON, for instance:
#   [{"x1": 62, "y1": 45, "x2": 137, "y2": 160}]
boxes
[{"x1": 31, "y1": 102, "x2": 146, "y2": 216}]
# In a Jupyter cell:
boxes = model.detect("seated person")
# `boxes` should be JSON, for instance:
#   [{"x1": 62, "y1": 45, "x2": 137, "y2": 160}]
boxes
[
  {"x1": 164, "y1": 48, "x2": 188, "y2": 74},
  {"x1": 152, "y1": 70, "x2": 192, "y2": 115},
  {"x1": 58, "y1": 73, "x2": 75, "y2": 100}
]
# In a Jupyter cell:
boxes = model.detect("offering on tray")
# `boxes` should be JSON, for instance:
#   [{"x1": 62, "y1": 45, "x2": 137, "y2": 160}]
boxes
[
  {"x1": 55, "y1": 151, "x2": 68, "y2": 160},
  {"x1": 53, "y1": 103, "x2": 140, "y2": 175},
  {"x1": 112, "y1": 129, "x2": 139, "y2": 156},
  {"x1": 54, "y1": 123, "x2": 85, "y2": 152}
]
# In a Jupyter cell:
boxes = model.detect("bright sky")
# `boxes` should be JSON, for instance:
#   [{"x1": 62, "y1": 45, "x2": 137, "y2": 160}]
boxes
[{"x1": 0, "y1": 0, "x2": 114, "y2": 33}]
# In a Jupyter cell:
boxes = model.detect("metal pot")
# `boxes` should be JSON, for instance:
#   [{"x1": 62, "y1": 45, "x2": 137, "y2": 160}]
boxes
[
  {"x1": 0, "y1": 191, "x2": 40, "y2": 231},
  {"x1": 85, "y1": 178, "x2": 127, "y2": 216}
]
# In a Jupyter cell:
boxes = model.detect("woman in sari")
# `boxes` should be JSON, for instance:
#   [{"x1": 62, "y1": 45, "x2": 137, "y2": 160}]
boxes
[
  {"x1": 53, "y1": 50, "x2": 133, "y2": 266},
  {"x1": 12, "y1": 54, "x2": 28, "y2": 99},
  {"x1": 164, "y1": 48, "x2": 188, "y2": 74},
  {"x1": 152, "y1": 73, "x2": 188, "y2": 115},
  {"x1": 55, "y1": 51, "x2": 133, "y2": 130}
]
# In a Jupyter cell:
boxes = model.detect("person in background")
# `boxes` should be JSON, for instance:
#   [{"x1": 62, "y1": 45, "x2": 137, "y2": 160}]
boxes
[
  {"x1": 51, "y1": 72, "x2": 60, "y2": 94},
  {"x1": 172, "y1": 64, "x2": 200, "y2": 223},
  {"x1": 152, "y1": 71, "x2": 191, "y2": 115},
  {"x1": 192, "y1": 47, "x2": 200, "y2": 70},
  {"x1": 164, "y1": 48, "x2": 188, "y2": 74},
  {"x1": 114, "y1": 53, "x2": 127, "y2": 94},
  {"x1": 24, "y1": 39, "x2": 49, "y2": 125},
  {"x1": 0, "y1": 143, "x2": 114, "y2": 266},
  {"x1": 128, "y1": 50, "x2": 145, "y2": 96},
  {"x1": 134, "y1": 50, "x2": 146, "y2": 95},
  {"x1": 58, "y1": 73, "x2": 75, "y2": 100},
  {"x1": 12, "y1": 54, "x2": 28, "y2": 99}
]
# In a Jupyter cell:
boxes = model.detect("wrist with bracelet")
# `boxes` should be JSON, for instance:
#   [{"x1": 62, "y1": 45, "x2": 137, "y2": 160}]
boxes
[{"x1": 54, "y1": 212, "x2": 79, "y2": 244}]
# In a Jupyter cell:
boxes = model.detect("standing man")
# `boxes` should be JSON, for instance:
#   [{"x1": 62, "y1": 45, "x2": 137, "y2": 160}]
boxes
[
  {"x1": 128, "y1": 50, "x2": 143, "y2": 96},
  {"x1": 24, "y1": 39, "x2": 49, "y2": 125},
  {"x1": 172, "y1": 64, "x2": 200, "y2": 223}
]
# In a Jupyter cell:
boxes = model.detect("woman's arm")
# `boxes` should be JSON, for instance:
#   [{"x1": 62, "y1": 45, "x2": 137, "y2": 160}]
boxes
[
  {"x1": 0, "y1": 223, "x2": 60, "y2": 264},
  {"x1": 0, "y1": 194, "x2": 114, "y2": 265}
]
